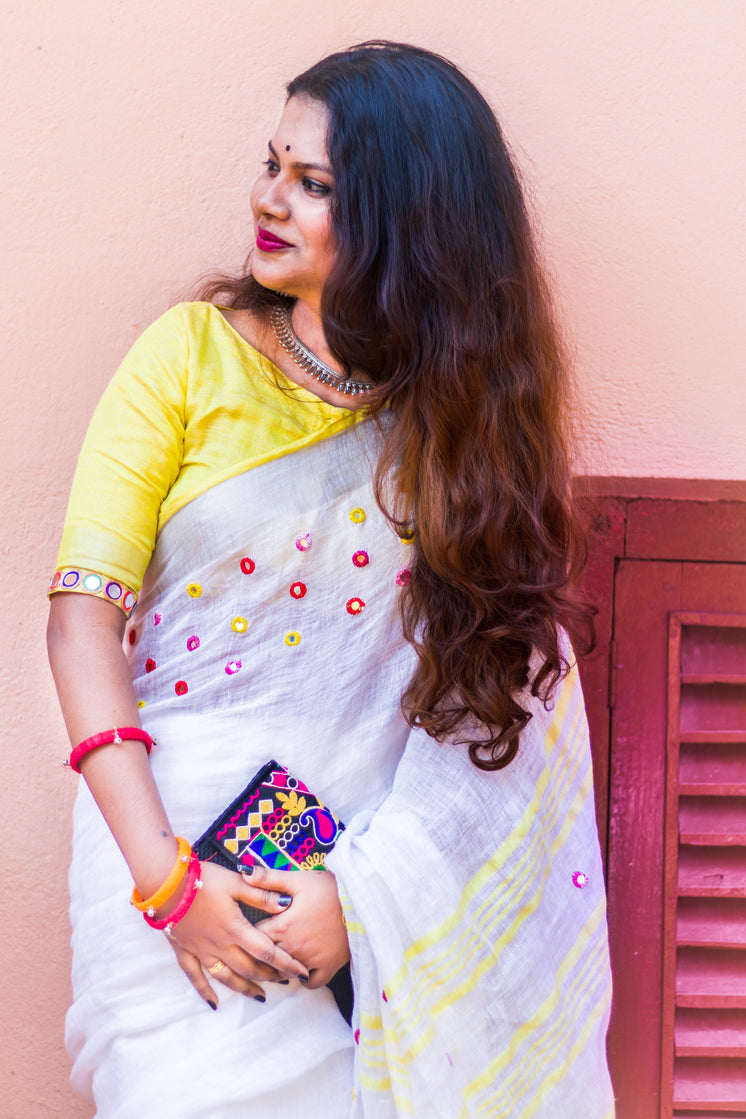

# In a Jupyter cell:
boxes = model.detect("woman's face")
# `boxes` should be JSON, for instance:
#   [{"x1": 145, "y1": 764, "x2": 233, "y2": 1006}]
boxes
[{"x1": 250, "y1": 95, "x2": 336, "y2": 311}]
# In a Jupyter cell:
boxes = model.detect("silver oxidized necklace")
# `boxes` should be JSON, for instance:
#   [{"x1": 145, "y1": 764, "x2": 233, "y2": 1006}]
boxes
[{"x1": 271, "y1": 304, "x2": 373, "y2": 396}]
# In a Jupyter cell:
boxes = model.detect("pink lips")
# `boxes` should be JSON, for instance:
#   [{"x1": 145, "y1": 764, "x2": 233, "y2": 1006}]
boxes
[{"x1": 256, "y1": 227, "x2": 292, "y2": 252}]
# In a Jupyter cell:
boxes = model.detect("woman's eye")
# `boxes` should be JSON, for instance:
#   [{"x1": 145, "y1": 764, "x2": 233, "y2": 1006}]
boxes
[
  {"x1": 304, "y1": 178, "x2": 331, "y2": 196},
  {"x1": 263, "y1": 158, "x2": 279, "y2": 174}
]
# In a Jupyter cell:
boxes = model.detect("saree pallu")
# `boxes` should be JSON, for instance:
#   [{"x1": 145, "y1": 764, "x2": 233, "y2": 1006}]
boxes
[{"x1": 66, "y1": 391, "x2": 613, "y2": 1117}]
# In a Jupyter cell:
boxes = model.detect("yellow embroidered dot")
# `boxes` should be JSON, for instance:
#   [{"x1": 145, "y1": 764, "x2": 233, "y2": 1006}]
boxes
[
  {"x1": 231, "y1": 616, "x2": 249, "y2": 633},
  {"x1": 284, "y1": 631, "x2": 301, "y2": 646},
  {"x1": 186, "y1": 583, "x2": 202, "y2": 598},
  {"x1": 137, "y1": 699, "x2": 146, "y2": 709},
  {"x1": 349, "y1": 507, "x2": 366, "y2": 523}
]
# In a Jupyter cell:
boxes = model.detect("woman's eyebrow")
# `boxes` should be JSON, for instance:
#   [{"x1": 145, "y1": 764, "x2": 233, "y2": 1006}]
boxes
[{"x1": 267, "y1": 139, "x2": 333, "y2": 175}]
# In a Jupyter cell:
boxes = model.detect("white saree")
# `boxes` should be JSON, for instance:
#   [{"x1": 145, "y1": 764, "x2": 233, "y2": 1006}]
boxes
[{"x1": 62, "y1": 306, "x2": 613, "y2": 1117}]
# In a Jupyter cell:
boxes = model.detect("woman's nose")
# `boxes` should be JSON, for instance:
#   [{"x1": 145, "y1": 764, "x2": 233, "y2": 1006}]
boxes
[{"x1": 254, "y1": 175, "x2": 291, "y2": 221}]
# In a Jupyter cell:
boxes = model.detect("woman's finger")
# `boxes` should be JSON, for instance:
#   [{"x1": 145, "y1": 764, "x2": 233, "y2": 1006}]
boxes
[
  {"x1": 167, "y1": 939, "x2": 220, "y2": 1009},
  {"x1": 228, "y1": 906, "x2": 309, "y2": 980},
  {"x1": 240, "y1": 862, "x2": 300, "y2": 901},
  {"x1": 201, "y1": 957, "x2": 268, "y2": 1003}
]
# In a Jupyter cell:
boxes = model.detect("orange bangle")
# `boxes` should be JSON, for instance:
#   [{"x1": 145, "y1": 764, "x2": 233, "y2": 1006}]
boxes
[{"x1": 131, "y1": 836, "x2": 192, "y2": 915}]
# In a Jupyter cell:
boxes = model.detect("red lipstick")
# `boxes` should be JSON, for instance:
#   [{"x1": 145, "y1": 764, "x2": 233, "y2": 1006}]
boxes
[{"x1": 257, "y1": 227, "x2": 292, "y2": 252}]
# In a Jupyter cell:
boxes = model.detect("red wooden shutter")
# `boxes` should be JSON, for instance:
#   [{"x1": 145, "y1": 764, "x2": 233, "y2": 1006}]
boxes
[{"x1": 661, "y1": 612, "x2": 746, "y2": 1116}]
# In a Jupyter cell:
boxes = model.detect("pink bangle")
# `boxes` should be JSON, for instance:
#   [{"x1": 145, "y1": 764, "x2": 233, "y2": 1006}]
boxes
[
  {"x1": 67, "y1": 726, "x2": 154, "y2": 774},
  {"x1": 143, "y1": 852, "x2": 203, "y2": 932}
]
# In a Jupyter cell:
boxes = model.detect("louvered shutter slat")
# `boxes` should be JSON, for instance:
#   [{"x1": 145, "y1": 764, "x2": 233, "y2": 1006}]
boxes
[{"x1": 661, "y1": 615, "x2": 746, "y2": 1116}]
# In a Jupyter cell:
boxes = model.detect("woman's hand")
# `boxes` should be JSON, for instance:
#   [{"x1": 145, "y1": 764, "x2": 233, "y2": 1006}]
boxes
[
  {"x1": 165, "y1": 862, "x2": 309, "y2": 1007},
  {"x1": 245, "y1": 864, "x2": 350, "y2": 988}
]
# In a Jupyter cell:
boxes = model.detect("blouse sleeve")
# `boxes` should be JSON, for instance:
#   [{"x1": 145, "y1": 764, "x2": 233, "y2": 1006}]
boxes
[{"x1": 49, "y1": 305, "x2": 190, "y2": 613}]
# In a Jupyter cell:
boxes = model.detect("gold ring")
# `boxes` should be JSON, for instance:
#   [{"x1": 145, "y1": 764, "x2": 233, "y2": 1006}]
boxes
[{"x1": 208, "y1": 960, "x2": 227, "y2": 976}]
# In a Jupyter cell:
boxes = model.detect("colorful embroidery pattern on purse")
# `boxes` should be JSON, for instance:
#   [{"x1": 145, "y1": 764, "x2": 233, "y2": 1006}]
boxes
[{"x1": 195, "y1": 762, "x2": 344, "y2": 875}]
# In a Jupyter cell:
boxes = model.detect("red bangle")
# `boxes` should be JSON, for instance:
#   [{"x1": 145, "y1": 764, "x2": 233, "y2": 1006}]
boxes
[
  {"x1": 68, "y1": 726, "x2": 154, "y2": 774},
  {"x1": 143, "y1": 852, "x2": 203, "y2": 931}
]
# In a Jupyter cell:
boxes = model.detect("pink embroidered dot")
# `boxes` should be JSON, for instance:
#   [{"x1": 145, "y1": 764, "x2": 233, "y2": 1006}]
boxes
[
  {"x1": 186, "y1": 635, "x2": 200, "y2": 651},
  {"x1": 382, "y1": 989, "x2": 388, "y2": 1003},
  {"x1": 446, "y1": 1053, "x2": 454, "y2": 1068},
  {"x1": 295, "y1": 533, "x2": 312, "y2": 552},
  {"x1": 289, "y1": 582, "x2": 307, "y2": 599},
  {"x1": 240, "y1": 557, "x2": 255, "y2": 575},
  {"x1": 572, "y1": 871, "x2": 589, "y2": 889},
  {"x1": 396, "y1": 568, "x2": 411, "y2": 587},
  {"x1": 352, "y1": 550, "x2": 369, "y2": 568},
  {"x1": 153, "y1": 612, "x2": 162, "y2": 626},
  {"x1": 225, "y1": 659, "x2": 242, "y2": 675},
  {"x1": 128, "y1": 629, "x2": 137, "y2": 645},
  {"x1": 354, "y1": 1029, "x2": 360, "y2": 1045},
  {"x1": 145, "y1": 658, "x2": 156, "y2": 673},
  {"x1": 346, "y1": 597, "x2": 365, "y2": 615},
  {"x1": 175, "y1": 680, "x2": 188, "y2": 696}
]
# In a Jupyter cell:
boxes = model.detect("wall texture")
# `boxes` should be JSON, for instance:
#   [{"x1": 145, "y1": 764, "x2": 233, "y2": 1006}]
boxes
[{"x1": 3, "y1": 1, "x2": 744, "y2": 1113}]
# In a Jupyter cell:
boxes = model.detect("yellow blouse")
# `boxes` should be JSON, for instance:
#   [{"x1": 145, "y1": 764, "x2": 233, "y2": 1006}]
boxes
[{"x1": 51, "y1": 303, "x2": 365, "y2": 609}]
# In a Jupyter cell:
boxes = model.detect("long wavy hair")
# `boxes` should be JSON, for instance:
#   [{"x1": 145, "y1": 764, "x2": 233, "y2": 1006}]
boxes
[{"x1": 202, "y1": 41, "x2": 594, "y2": 770}]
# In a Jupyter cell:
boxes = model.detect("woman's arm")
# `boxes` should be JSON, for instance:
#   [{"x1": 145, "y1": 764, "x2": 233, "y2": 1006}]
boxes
[{"x1": 48, "y1": 592, "x2": 309, "y2": 1005}]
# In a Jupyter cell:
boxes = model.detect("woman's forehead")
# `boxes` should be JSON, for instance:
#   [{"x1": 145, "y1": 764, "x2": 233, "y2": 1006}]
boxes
[{"x1": 271, "y1": 95, "x2": 330, "y2": 164}]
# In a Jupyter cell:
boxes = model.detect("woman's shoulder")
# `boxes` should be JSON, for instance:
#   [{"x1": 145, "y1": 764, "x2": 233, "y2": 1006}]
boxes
[{"x1": 166, "y1": 301, "x2": 265, "y2": 345}]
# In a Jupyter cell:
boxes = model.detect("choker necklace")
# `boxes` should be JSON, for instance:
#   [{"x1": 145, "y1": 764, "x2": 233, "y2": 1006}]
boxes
[{"x1": 271, "y1": 304, "x2": 373, "y2": 396}]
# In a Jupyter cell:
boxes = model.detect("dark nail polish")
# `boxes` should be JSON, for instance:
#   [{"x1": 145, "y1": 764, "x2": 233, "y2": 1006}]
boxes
[
  {"x1": 241, "y1": 865, "x2": 254, "y2": 877},
  {"x1": 278, "y1": 979, "x2": 290, "y2": 985},
  {"x1": 277, "y1": 893, "x2": 292, "y2": 908},
  {"x1": 299, "y1": 974, "x2": 309, "y2": 983},
  {"x1": 254, "y1": 994, "x2": 266, "y2": 1003},
  {"x1": 207, "y1": 999, "x2": 218, "y2": 1011}
]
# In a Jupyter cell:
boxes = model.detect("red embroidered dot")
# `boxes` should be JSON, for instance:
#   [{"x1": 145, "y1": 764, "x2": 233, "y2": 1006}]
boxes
[
  {"x1": 186, "y1": 635, "x2": 200, "y2": 651},
  {"x1": 175, "y1": 680, "x2": 188, "y2": 696},
  {"x1": 354, "y1": 1029, "x2": 360, "y2": 1045},
  {"x1": 346, "y1": 597, "x2": 365, "y2": 615},
  {"x1": 396, "y1": 568, "x2": 411, "y2": 587},
  {"x1": 128, "y1": 629, "x2": 137, "y2": 645},
  {"x1": 289, "y1": 582, "x2": 307, "y2": 599},
  {"x1": 145, "y1": 658, "x2": 156, "y2": 673},
  {"x1": 352, "y1": 550, "x2": 369, "y2": 568},
  {"x1": 240, "y1": 557, "x2": 255, "y2": 575}
]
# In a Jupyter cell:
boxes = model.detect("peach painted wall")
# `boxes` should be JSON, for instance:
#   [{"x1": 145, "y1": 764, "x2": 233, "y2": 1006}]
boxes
[{"x1": 3, "y1": 1, "x2": 745, "y2": 1113}]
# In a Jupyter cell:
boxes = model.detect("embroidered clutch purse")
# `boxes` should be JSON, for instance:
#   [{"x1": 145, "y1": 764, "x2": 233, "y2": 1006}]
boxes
[{"x1": 193, "y1": 759, "x2": 345, "y2": 925}]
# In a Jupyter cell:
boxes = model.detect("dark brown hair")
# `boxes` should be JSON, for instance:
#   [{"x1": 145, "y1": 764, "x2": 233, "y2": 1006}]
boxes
[{"x1": 202, "y1": 41, "x2": 594, "y2": 769}]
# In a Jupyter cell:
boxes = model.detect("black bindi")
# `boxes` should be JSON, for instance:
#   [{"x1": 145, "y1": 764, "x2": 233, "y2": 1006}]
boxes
[{"x1": 285, "y1": 144, "x2": 291, "y2": 151}]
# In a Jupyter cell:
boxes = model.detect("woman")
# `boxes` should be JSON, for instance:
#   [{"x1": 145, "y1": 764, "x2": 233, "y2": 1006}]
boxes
[{"x1": 48, "y1": 41, "x2": 614, "y2": 1118}]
